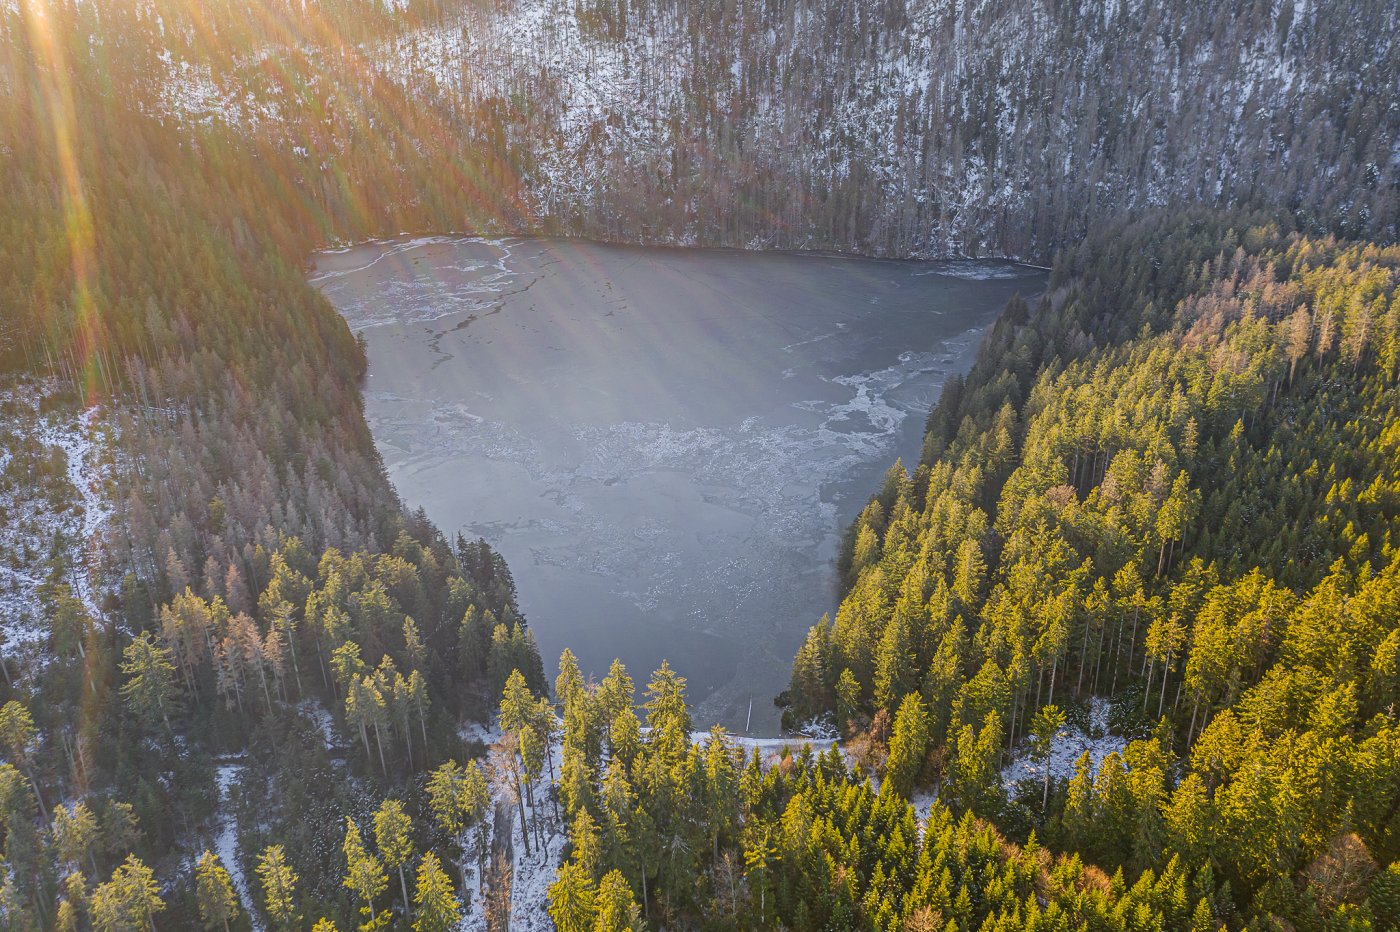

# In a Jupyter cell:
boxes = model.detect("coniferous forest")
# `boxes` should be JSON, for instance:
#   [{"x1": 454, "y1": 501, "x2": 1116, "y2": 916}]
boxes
[
  {"x1": 1, "y1": 0, "x2": 1399, "y2": 930},
  {"x1": 559, "y1": 212, "x2": 1400, "y2": 929}
]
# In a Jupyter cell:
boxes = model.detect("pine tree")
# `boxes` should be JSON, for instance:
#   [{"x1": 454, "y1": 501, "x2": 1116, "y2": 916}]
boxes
[
  {"x1": 498, "y1": 672, "x2": 540, "y2": 855},
  {"x1": 1029, "y1": 704, "x2": 1065, "y2": 810},
  {"x1": 556, "y1": 648, "x2": 584, "y2": 709},
  {"x1": 347, "y1": 674, "x2": 390, "y2": 775},
  {"x1": 559, "y1": 746, "x2": 596, "y2": 821},
  {"x1": 0, "y1": 702, "x2": 36, "y2": 768},
  {"x1": 835, "y1": 668, "x2": 861, "y2": 733},
  {"x1": 0, "y1": 860, "x2": 26, "y2": 930},
  {"x1": 594, "y1": 870, "x2": 642, "y2": 932},
  {"x1": 701, "y1": 729, "x2": 740, "y2": 860},
  {"x1": 51, "y1": 801, "x2": 99, "y2": 874},
  {"x1": 885, "y1": 693, "x2": 929, "y2": 798},
  {"x1": 642, "y1": 662, "x2": 691, "y2": 751},
  {"x1": 949, "y1": 711, "x2": 1005, "y2": 815},
  {"x1": 426, "y1": 760, "x2": 490, "y2": 893},
  {"x1": 742, "y1": 824, "x2": 780, "y2": 927},
  {"x1": 547, "y1": 861, "x2": 597, "y2": 932},
  {"x1": 0, "y1": 702, "x2": 45, "y2": 819},
  {"x1": 951, "y1": 539, "x2": 987, "y2": 608},
  {"x1": 499, "y1": 669, "x2": 536, "y2": 737},
  {"x1": 330, "y1": 641, "x2": 366, "y2": 694},
  {"x1": 119, "y1": 631, "x2": 178, "y2": 731},
  {"x1": 403, "y1": 616, "x2": 426, "y2": 670},
  {"x1": 851, "y1": 524, "x2": 881, "y2": 579},
  {"x1": 407, "y1": 669, "x2": 430, "y2": 750},
  {"x1": 56, "y1": 872, "x2": 87, "y2": 932},
  {"x1": 874, "y1": 618, "x2": 914, "y2": 713},
  {"x1": 99, "y1": 802, "x2": 141, "y2": 863},
  {"x1": 788, "y1": 618, "x2": 831, "y2": 723}
]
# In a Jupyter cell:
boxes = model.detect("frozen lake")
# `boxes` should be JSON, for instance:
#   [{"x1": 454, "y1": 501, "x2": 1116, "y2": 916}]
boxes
[{"x1": 312, "y1": 238, "x2": 1044, "y2": 733}]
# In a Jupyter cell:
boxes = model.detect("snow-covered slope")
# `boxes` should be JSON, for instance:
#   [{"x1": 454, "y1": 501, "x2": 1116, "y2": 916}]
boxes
[
  {"x1": 1000, "y1": 697, "x2": 1127, "y2": 794},
  {"x1": 147, "y1": 0, "x2": 1400, "y2": 259},
  {"x1": 0, "y1": 381, "x2": 116, "y2": 652}
]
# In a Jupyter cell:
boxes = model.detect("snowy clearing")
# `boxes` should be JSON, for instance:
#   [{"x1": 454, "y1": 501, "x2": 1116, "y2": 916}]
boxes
[
  {"x1": 0, "y1": 380, "x2": 116, "y2": 649},
  {"x1": 1000, "y1": 698, "x2": 1127, "y2": 793},
  {"x1": 214, "y1": 759, "x2": 261, "y2": 930}
]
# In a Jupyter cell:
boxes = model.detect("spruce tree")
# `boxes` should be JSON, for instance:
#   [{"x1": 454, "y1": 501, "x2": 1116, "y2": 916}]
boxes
[
  {"x1": 51, "y1": 802, "x2": 99, "y2": 874},
  {"x1": 119, "y1": 632, "x2": 178, "y2": 731},
  {"x1": 1029, "y1": 704, "x2": 1065, "y2": 809},
  {"x1": 374, "y1": 799, "x2": 415, "y2": 912},
  {"x1": 547, "y1": 862, "x2": 597, "y2": 932},
  {"x1": 91, "y1": 855, "x2": 164, "y2": 932},
  {"x1": 426, "y1": 760, "x2": 489, "y2": 893},
  {"x1": 342, "y1": 817, "x2": 388, "y2": 923},
  {"x1": 411, "y1": 853, "x2": 462, "y2": 932},
  {"x1": 194, "y1": 850, "x2": 240, "y2": 932},
  {"x1": 594, "y1": 870, "x2": 642, "y2": 932},
  {"x1": 885, "y1": 693, "x2": 929, "y2": 798},
  {"x1": 255, "y1": 845, "x2": 299, "y2": 932}
]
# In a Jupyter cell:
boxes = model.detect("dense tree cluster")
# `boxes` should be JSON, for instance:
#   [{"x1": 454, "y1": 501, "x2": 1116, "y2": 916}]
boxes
[
  {"x1": 538, "y1": 214, "x2": 1400, "y2": 930},
  {"x1": 0, "y1": 517, "x2": 545, "y2": 926},
  {"x1": 544, "y1": 652, "x2": 1291, "y2": 930},
  {"x1": 0, "y1": 763, "x2": 489, "y2": 930},
  {"x1": 777, "y1": 211, "x2": 1400, "y2": 924},
  {"x1": 1, "y1": 4, "x2": 547, "y2": 926},
  {"x1": 0, "y1": 0, "x2": 541, "y2": 616},
  {"x1": 155, "y1": 531, "x2": 543, "y2": 742}
]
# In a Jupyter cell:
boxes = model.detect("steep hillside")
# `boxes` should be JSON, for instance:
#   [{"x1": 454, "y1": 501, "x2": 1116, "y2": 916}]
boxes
[
  {"x1": 0, "y1": 15, "x2": 549, "y2": 926},
  {"x1": 134, "y1": 0, "x2": 1400, "y2": 258},
  {"x1": 777, "y1": 210, "x2": 1400, "y2": 923}
]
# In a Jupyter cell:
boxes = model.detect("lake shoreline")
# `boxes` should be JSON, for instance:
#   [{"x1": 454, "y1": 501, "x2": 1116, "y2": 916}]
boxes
[{"x1": 313, "y1": 231, "x2": 1052, "y2": 284}]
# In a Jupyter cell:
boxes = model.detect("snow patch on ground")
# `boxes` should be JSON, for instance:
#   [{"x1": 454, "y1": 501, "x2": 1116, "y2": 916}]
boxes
[
  {"x1": 459, "y1": 719, "x2": 503, "y2": 748},
  {"x1": 504, "y1": 792, "x2": 567, "y2": 932},
  {"x1": 794, "y1": 716, "x2": 839, "y2": 741},
  {"x1": 454, "y1": 715, "x2": 564, "y2": 931},
  {"x1": 690, "y1": 730, "x2": 839, "y2": 757},
  {"x1": 908, "y1": 790, "x2": 939, "y2": 826},
  {"x1": 41, "y1": 406, "x2": 114, "y2": 614},
  {"x1": 297, "y1": 698, "x2": 343, "y2": 752},
  {"x1": 1000, "y1": 698, "x2": 1126, "y2": 792},
  {"x1": 214, "y1": 759, "x2": 261, "y2": 931},
  {"x1": 155, "y1": 58, "x2": 283, "y2": 128},
  {"x1": 0, "y1": 381, "x2": 116, "y2": 650}
]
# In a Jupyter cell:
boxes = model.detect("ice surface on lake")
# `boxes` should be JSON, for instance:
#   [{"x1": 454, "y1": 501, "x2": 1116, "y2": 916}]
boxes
[{"x1": 313, "y1": 238, "x2": 1044, "y2": 733}]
